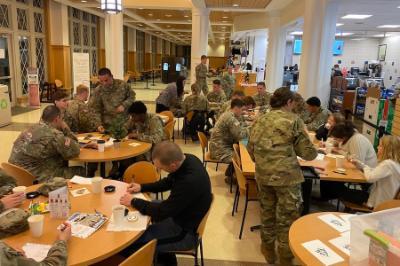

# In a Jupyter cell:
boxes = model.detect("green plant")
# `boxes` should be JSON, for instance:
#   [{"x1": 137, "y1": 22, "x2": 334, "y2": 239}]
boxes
[{"x1": 108, "y1": 116, "x2": 128, "y2": 140}]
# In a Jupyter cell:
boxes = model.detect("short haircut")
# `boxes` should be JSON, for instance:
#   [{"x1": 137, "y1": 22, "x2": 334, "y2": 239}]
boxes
[
  {"x1": 201, "y1": 55, "x2": 207, "y2": 60},
  {"x1": 270, "y1": 87, "x2": 293, "y2": 108},
  {"x1": 128, "y1": 101, "x2": 147, "y2": 115},
  {"x1": 76, "y1": 84, "x2": 89, "y2": 95},
  {"x1": 306, "y1": 97, "x2": 321, "y2": 107},
  {"x1": 243, "y1": 96, "x2": 256, "y2": 108},
  {"x1": 231, "y1": 98, "x2": 244, "y2": 109},
  {"x1": 191, "y1": 83, "x2": 199, "y2": 92},
  {"x1": 231, "y1": 90, "x2": 245, "y2": 98},
  {"x1": 53, "y1": 90, "x2": 68, "y2": 102},
  {"x1": 329, "y1": 121, "x2": 356, "y2": 140},
  {"x1": 257, "y1": 81, "x2": 266, "y2": 88},
  {"x1": 98, "y1": 67, "x2": 112, "y2": 76},
  {"x1": 152, "y1": 141, "x2": 184, "y2": 165},
  {"x1": 213, "y1": 79, "x2": 221, "y2": 86},
  {"x1": 41, "y1": 105, "x2": 61, "y2": 122}
]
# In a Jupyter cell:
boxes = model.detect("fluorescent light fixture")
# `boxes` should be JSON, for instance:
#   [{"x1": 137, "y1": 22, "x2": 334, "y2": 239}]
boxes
[
  {"x1": 335, "y1": 32, "x2": 353, "y2": 36},
  {"x1": 336, "y1": 23, "x2": 344, "y2": 27},
  {"x1": 372, "y1": 33, "x2": 392, "y2": 38},
  {"x1": 378, "y1": 25, "x2": 400, "y2": 28},
  {"x1": 290, "y1": 31, "x2": 303, "y2": 35},
  {"x1": 341, "y1": 14, "x2": 372, "y2": 19},
  {"x1": 351, "y1": 38, "x2": 366, "y2": 41}
]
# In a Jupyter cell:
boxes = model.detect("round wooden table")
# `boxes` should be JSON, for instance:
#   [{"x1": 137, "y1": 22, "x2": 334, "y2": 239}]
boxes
[
  {"x1": 289, "y1": 212, "x2": 349, "y2": 266},
  {"x1": 73, "y1": 133, "x2": 152, "y2": 177},
  {"x1": 3, "y1": 180, "x2": 147, "y2": 266}
]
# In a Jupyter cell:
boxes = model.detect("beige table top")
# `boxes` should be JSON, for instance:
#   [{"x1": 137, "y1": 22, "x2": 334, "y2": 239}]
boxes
[
  {"x1": 289, "y1": 212, "x2": 349, "y2": 266},
  {"x1": 239, "y1": 142, "x2": 366, "y2": 183},
  {"x1": 3, "y1": 179, "x2": 146, "y2": 266},
  {"x1": 72, "y1": 133, "x2": 152, "y2": 163}
]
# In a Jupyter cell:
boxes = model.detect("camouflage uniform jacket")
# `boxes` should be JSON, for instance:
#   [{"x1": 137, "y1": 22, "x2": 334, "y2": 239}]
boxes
[
  {"x1": 88, "y1": 79, "x2": 136, "y2": 129},
  {"x1": 156, "y1": 83, "x2": 182, "y2": 109},
  {"x1": 252, "y1": 92, "x2": 271, "y2": 111},
  {"x1": 182, "y1": 95, "x2": 208, "y2": 114},
  {"x1": 304, "y1": 107, "x2": 331, "y2": 132},
  {"x1": 247, "y1": 109, "x2": 318, "y2": 186},
  {"x1": 195, "y1": 64, "x2": 208, "y2": 84},
  {"x1": 207, "y1": 91, "x2": 226, "y2": 112},
  {"x1": 65, "y1": 98, "x2": 101, "y2": 133},
  {"x1": 221, "y1": 73, "x2": 235, "y2": 99},
  {"x1": 209, "y1": 111, "x2": 248, "y2": 162},
  {"x1": 0, "y1": 240, "x2": 67, "y2": 266},
  {"x1": 0, "y1": 170, "x2": 16, "y2": 198},
  {"x1": 125, "y1": 113, "x2": 166, "y2": 145},
  {"x1": 8, "y1": 122, "x2": 80, "y2": 183}
]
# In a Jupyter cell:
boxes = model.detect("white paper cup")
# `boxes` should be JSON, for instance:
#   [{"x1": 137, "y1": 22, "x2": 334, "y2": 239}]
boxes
[
  {"x1": 28, "y1": 215, "x2": 44, "y2": 237},
  {"x1": 12, "y1": 186, "x2": 27, "y2": 195},
  {"x1": 97, "y1": 140, "x2": 105, "y2": 152},
  {"x1": 308, "y1": 132, "x2": 316, "y2": 143},
  {"x1": 325, "y1": 142, "x2": 333, "y2": 154},
  {"x1": 92, "y1": 177, "x2": 103, "y2": 194},
  {"x1": 112, "y1": 205, "x2": 126, "y2": 226},
  {"x1": 336, "y1": 155, "x2": 346, "y2": 169}
]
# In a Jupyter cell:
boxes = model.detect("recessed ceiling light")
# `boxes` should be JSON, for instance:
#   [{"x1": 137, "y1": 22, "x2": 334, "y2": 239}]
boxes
[
  {"x1": 335, "y1": 32, "x2": 353, "y2": 36},
  {"x1": 378, "y1": 25, "x2": 400, "y2": 29},
  {"x1": 165, "y1": 14, "x2": 172, "y2": 17},
  {"x1": 81, "y1": 0, "x2": 87, "y2": 2},
  {"x1": 222, "y1": 20, "x2": 228, "y2": 23},
  {"x1": 341, "y1": 14, "x2": 372, "y2": 19},
  {"x1": 166, "y1": 25, "x2": 171, "y2": 28},
  {"x1": 233, "y1": 4, "x2": 239, "y2": 7},
  {"x1": 336, "y1": 23, "x2": 344, "y2": 27},
  {"x1": 290, "y1": 31, "x2": 303, "y2": 35},
  {"x1": 398, "y1": 6, "x2": 400, "y2": 8},
  {"x1": 139, "y1": 8, "x2": 144, "y2": 10},
  {"x1": 148, "y1": 13, "x2": 153, "y2": 16},
  {"x1": 222, "y1": 16, "x2": 228, "y2": 19},
  {"x1": 184, "y1": 15, "x2": 189, "y2": 18}
]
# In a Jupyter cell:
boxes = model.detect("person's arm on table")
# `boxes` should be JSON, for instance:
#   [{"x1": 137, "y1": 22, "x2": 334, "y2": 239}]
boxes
[
  {"x1": 360, "y1": 160, "x2": 392, "y2": 183},
  {"x1": 53, "y1": 132, "x2": 81, "y2": 160},
  {"x1": 294, "y1": 118, "x2": 318, "y2": 161},
  {"x1": 137, "y1": 118, "x2": 164, "y2": 144},
  {"x1": 127, "y1": 175, "x2": 174, "y2": 194},
  {"x1": 120, "y1": 84, "x2": 136, "y2": 111}
]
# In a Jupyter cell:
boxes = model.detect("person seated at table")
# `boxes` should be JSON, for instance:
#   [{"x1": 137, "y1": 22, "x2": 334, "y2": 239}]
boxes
[
  {"x1": 120, "y1": 142, "x2": 212, "y2": 266},
  {"x1": 209, "y1": 99, "x2": 248, "y2": 183},
  {"x1": 0, "y1": 222, "x2": 71, "y2": 265},
  {"x1": 303, "y1": 96, "x2": 331, "y2": 131},
  {"x1": 243, "y1": 96, "x2": 256, "y2": 111},
  {"x1": 155, "y1": 76, "x2": 186, "y2": 114},
  {"x1": 292, "y1": 92, "x2": 308, "y2": 122},
  {"x1": 0, "y1": 192, "x2": 25, "y2": 213},
  {"x1": 65, "y1": 84, "x2": 101, "y2": 133},
  {"x1": 315, "y1": 112, "x2": 345, "y2": 142},
  {"x1": 252, "y1": 82, "x2": 271, "y2": 112},
  {"x1": 207, "y1": 79, "x2": 227, "y2": 113},
  {"x1": 182, "y1": 84, "x2": 209, "y2": 141},
  {"x1": 53, "y1": 90, "x2": 73, "y2": 127},
  {"x1": 8, "y1": 105, "x2": 85, "y2": 183},
  {"x1": 218, "y1": 90, "x2": 245, "y2": 118},
  {"x1": 0, "y1": 170, "x2": 16, "y2": 197},
  {"x1": 339, "y1": 135, "x2": 400, "y2": 209}
]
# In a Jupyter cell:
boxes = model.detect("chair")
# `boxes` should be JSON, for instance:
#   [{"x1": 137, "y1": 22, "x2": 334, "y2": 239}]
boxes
[
  {"x1": 164, "y1": 120, "x2": 176, "y2": 142},
  {"x1": 123, "y1": 161, "x2": 159, "y2": 184},
  {"x1": 373, "y1": 200, "x2": 400, "y2": 212},
  {"x1": 183, "y1": 111, "x2": 194, "y2": 144},
  {"x1": 232, "y1": 159, "x2": 258, "y2": 239},
  {"x1": 232, "y1": 144, "x2": 241, "y2": 169},
  {"x1": 54, "y1": 79, "x2": 63, "y2": 89},
  {"x1": 159, "y1": 110, "x2": 174, "y2": 124},
  {"x1": 197, "y1": 131, "x2": 229, "y2": 171},
  {"x1": 168, "y1": 195, "x2": 213, "y2": 266},
  {"x1": 1, "y1": 162, "x2": 36, "y2": 186},
  {"x1": 120, "y1": 239, "x2": 157, "y2": 266}
]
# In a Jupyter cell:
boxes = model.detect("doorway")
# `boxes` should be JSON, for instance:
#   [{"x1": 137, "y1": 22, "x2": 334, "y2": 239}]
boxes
[{"x1": 0, "y1": 34, "x2": 14, "y2": 105}]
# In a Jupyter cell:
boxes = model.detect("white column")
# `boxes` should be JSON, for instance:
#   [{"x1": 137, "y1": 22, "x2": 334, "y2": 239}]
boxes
[
  {"x1": 298, "y1": 0, "x2": 339, "y2": 106},
  {"x1": 105, "y1": 13, "x2": 124, "y2": 79},
  {"x1": 190, "y1": 7, "x2": 209, "y2": 84},
  {"x1": 265, "y1": 11, "x2": 286, "y2": 91}
]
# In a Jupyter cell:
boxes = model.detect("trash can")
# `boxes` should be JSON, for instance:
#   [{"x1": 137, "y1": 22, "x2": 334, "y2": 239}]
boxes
[{"x1": 0, "y1": 84, "x2": 11, "y2": 127}]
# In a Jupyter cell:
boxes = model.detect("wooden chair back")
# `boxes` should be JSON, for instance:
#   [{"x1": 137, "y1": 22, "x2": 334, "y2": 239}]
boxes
[
  {"x1": 185, "y1": 111, "x2": 194, "y2": 122},
  {"x1": 233, "y1": 144, "x2": 241, "y2": 169},
  {"x1": 54, "y1": 79, "x2": 63, "y2": 88},
  {"x1": 232, "y1": 159, "x2": 247, "y2": 195},
  {"x1": 1, "y1": 162, "x2": 35, "y2": 186},
  {"x1": 119, "y1": 239, "x2": 157, "y2": 266},
  {"x1": 373, "y1": 200, "x2": 400, "y2": 212},
  {"x1": 159, "y1": 111, "x2": 174, "y2": 124},
  {"x1": 197, "y1": 194, "x2": 214, "y2": 237},
  {"x1": 197, "y1": 131, "x2": 208, "y2": 153},
  {"x1": 164, "y1": 120, "x2": 175, "y2": 140},
  {"x1": 123, "y1": 161, "x2": 159, "y2": 184}
]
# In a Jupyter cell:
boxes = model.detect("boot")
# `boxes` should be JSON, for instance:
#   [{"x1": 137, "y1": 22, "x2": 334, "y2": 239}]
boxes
[
  {"x1": 261, "y1": 243, "x2": 276, "y2": 264},
  {"x1": 278, "y1": 256, "x2": 294, "y2": 266}
]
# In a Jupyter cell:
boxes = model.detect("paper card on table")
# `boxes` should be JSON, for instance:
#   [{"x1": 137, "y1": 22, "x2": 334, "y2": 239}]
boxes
[
  {"x1": 329, "y1": 235, "x2": 351, "y2": 256},
  {"x1": 318, "y1": 213, "x2": 350, "y2": 233},
  {"x1": 129, "y1": 142, "x2": 141, "y2": 147},
  {"x1": 70, "y1": 188, "x2": 91, "y2": 197},
  {"x1": 70, "y1": 175, "x2": 93, "y2": 185},
  {"x1": 340, "y1": 231, "x2": 351, "y2": 239},
  {"x1": 22, "y1": 243, "x2": 52, "y2": 262},
  {"x1": 302, "y1": 240, "x2": 345, "y2": 265},
  {"x1": 316, "y1": 154, "x2": 325, "y2": 161}
]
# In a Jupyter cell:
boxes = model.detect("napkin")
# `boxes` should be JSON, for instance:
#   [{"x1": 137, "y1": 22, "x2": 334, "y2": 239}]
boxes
[
  {"x1": 22, "y1": 243, "x2": 52, "y2": 262},
  {"x1": 106, "y1": 211, "x2": 149, "y2": 232},
  {"x1": 70, "y1": 175, "x2": 92, "y2": 185}
]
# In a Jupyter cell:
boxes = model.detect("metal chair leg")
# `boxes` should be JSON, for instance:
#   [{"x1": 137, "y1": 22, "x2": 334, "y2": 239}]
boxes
[
  {"x1": 199, "y1": 239, "x2": 204, "y2": 266},
  {"x1": 194, "y1": 240, "x2": 199, "y2": 266},
  {"x1": 239, "y1": 190, "x2": 249, "y2": 239},
  {"x1": 215, "y1": 163, "x2": 219, "y2": 171},
  {"x1": 232, "y1": 186, "x2": 239, "y2": 216}
]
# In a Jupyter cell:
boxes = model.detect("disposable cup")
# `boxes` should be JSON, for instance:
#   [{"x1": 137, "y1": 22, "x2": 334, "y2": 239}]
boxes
[
  {"x1": 112, "y1": 205, "x2": 126, "y2": 226},
  {"x1": 97, "y1": 140, "x2": 105, "y2": 152},
  {"x1": 28, "y1": 215, "x2": 44, "y2": 237},
  {"x1": 336, "y1": 155, "x2": 346, "y2": 169},
  {"x1": 92, "y1": 177, "x2": 103, "y2": 194}
]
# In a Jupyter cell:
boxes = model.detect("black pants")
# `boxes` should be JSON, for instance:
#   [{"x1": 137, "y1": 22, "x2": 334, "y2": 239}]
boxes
[
  {"x1": 188, "y1": 112, "x2": 206, "y2": 140},
  {"x1": 156, "y1": 103, "x2": 169, "y2": 113},
  {"x1": 340, "y1": 187, "x2": 370, "y2": 205}
]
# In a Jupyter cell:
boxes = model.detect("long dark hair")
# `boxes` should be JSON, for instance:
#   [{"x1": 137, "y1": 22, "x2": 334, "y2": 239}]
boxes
[
  {"x1": 330, "y1": 121, "x2": 356, "y2": 144},
  {"x1": 176, "y1": 76, "x2": 186, "y2": 97},
  {"x1": 270, "y1": 87, "x2": 293, "y2": 108}
]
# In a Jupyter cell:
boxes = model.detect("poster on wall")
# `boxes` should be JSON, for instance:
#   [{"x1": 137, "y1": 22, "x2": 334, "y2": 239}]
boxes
[
  {"x1": 27, "y1": 67, "x2": 40, "y2": 108},
  {"x1": 72, "y1": 52, "x2": 90, "y2": 95},
  {"x1": 378, "y1": 44, "x2": 387, "y2": 61}
]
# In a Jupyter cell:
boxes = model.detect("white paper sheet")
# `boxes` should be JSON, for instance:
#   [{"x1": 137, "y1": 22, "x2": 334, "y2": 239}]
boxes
[
  {"x1": 316, "y1": 153, "x2": 325, "y2": 161},
  {"x1": 339, "y1": 214, "x2": 356, "y2": 225},
  {"x1": 104, "y1": 138, "x2": 116, "y2": 148},
  {"x1": 129, "y1": 142, "x2": 141, "y2": 147},
  {"x1": 22, "y1": 243, "x2": 52, "y2": 262},
  {"x1": 329, "y1": 235, "x2": 351, "y2": 256},
  {"x1": 70, "y1": 175, "x2": 92, "y2": 185},
  {"x1": 302, "y1": 240, "x2": 345, "y2": 265},
  {"x1": 70, "y1": 188, "x2": 91, "y2": 197},
  {"x1": 106, "y1": 211, "x2": 149, "y2": 232},
  {"x1": 318, "y1": 213, "x2": 350, "y2": 233}
]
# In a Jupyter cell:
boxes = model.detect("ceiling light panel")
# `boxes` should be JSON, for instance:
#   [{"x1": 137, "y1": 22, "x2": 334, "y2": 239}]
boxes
[{"x1": 341, "y1": 14, "x2": 372, "y2": 19}]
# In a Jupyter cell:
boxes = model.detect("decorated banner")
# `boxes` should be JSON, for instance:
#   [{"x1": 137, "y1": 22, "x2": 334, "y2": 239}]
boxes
[
  {"x1": 72, "y1": 52, "x2": 90, "y2": 95},
  {"x1": 27, "y1": 67, "x2": 40, "y2": 108}
]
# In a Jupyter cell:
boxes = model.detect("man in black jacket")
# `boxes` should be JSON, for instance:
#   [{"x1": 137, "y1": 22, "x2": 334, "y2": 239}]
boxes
[{"x1": 120, "y1": 141, "x2": 212, "y2": 265}]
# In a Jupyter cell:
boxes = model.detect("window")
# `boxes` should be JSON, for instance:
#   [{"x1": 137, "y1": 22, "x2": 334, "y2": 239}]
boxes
[
  {"x1": 136, "y1": 31, "x2": 145, "y2": 72},
  {"x1": 17, "y1": 8, "x2": 28, "y2": 31},
  {"x1": 33, "y1": 0, "x2": 43, "y2": 8},
  {"x1": 35, "y1": 38, "x2": 45, "y2": 84},
  {"x1": 0, "y1": 4, "x2": 9, "y2": 28},
  {"x1": 34, "y1": 12, "x2": 43, "y2": 33},
  {"x1": 18, "y1": 36, "x2": 29, "y2": 94}
]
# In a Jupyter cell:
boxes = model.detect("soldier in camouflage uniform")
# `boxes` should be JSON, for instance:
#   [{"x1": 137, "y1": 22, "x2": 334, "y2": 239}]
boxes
[
  {"x1": 247, "y1": 87, "x2": 317, "y2": 265},
  {"x1": 65, "y1": 84, "x2": 101, "y2": 133},
  {"x1": 218, "y1": 90, "x2": 245, "y2": 119},
  {"x1": 182, "y1": 84, "x2": 209, "y2": 141},
  {"x1": 221, "y1": 66, "x2": 235, "y2": 99},
  {"x1": 8, "y1": 106, "x2": 85, "y2": 183},
  {"x1": 195, "y1": 55, "x2": 209, "y2": 95},
  {"x1": 209, "y1": 99, "x2": 248, "y2": 163},
  {"x1": 207, "y1": 80, "x2": 227, "y2": 113},
  {"x1": 53, "y1": 90, "x2": 73, "y2": 128},
  {"x1": 292, "y1": 92, "x2": 308, "y2": 122},
  {"x1": 0, "y1": 222, "x2": 71, "y2": 265},
  {"x1": 88, "y1": 68, "x2": 136, "y2": 131},
  {"x1": 304, "y1": 96, "x2": 331, "y2": 132},
  {"x1": 0, "y1": 170, "x2": 16, "y2": 197},
  {"x1": 252, "y1": 82, "x2": 271, "y2": 112}
]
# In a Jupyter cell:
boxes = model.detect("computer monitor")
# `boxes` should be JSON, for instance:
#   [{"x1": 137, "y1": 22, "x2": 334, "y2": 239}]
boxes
[
  {"x1": 163, "y1": 63, "x2": 169, "y2": 71},
  {"x1": 350, "y1": 67, "x2": 360, "y2": 76},
  {"x1": 175, "y1": 63, "x2": 181, "y2": 72}
]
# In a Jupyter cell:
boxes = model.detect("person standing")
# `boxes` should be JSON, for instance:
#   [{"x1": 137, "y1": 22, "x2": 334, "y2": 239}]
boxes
[
  {"x1": 247, "y1": 87, "x2": 317, "y2": 265},
  {"x1": 195, "y1": 55, "x2": 209, "y2": 95},
  {"x1": 221, "y1": 66, "x2": 235, "y2": 99},
  {"x1": 156, "y1": 76, "x2": 186, "y2": 114}
]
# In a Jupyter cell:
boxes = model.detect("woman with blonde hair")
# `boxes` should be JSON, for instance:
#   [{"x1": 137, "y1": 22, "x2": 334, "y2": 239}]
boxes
[{"x1": 339, "y1": 135, "x2": 400, "y2": 208}]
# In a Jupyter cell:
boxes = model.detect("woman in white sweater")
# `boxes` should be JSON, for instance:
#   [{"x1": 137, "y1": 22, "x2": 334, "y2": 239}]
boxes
[{"x1": 339, "y1": 135, "x2": 400, "y2": 208}]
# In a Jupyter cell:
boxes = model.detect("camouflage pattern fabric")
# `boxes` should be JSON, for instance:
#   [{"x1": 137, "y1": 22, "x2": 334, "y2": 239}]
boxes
[
  {"x1": 218, "y1": 100, "x2": 231, "y2": 118},
  {"x1": 292, "y1": 99, "x2": 308, "y2": 122},
  {"x1": 0, "y1": 208, "x2": 29, "y2": 239},
  {"x1": 221, "y1": 73, "x2": 235, "y2": 99},
  {"x1": 195, "y1": 64, "x2": 209, "y2": 95},
  {"x1": 209, "y1": 111, "x2": 248, "y2": 163},
  {"x1": 65, "y1": 98, "x2": 101, "y2": 133},
  {"x1": 303, "y1": 107, "x2": 331, "y2": 132},
  {"x1": 207, "y1": 91, "x2": 226, "y2": 113},
  {"x1": 0, "y1": 240, "x2": 67, "y2": 265},
  {"x1": 36, "y1": 178, "x2": 68, "y2": 196},
  {"x1": 125, "y1": 113, "x2": 166, "y2": 145},
  {"x1": 8, "y1": 122, "x2": 85, "y2": 183},
  {"x1": 182, "y1": 95, "x2": 209, "y2": 114},
  {"x1": 252, "y1": 92, "x2": 271, "y2": 112},
  {"x1": 0, "y1": 170, "x2": 16, "y2": 197},
  {"x1": 88, "y1": 79, "x2": 136, "y2": 130},
  {"x1": 156, "y1": 83, "x2": 180, "y2": 109}
]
